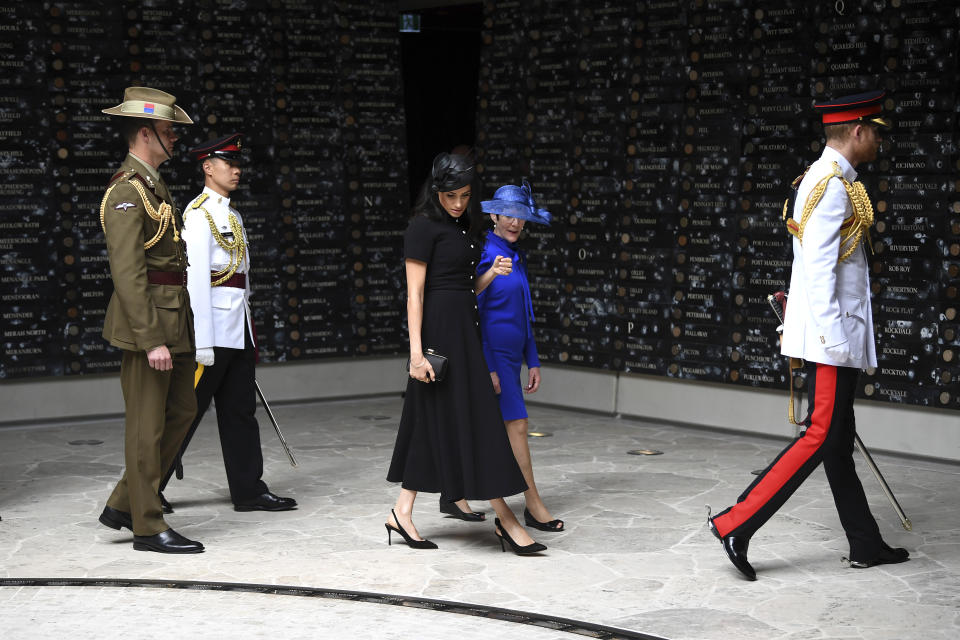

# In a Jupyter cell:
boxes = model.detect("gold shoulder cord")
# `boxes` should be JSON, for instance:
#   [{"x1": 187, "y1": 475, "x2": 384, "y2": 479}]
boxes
[
  {"x1": 786, "y1": 161, "x2": 874, "y2": 263},
  {"x1": 836, "y1": 178, "x2": 874, "y2": 262},
  {"x1": 779, "y1": 161, "x2": 877, "y2": 425},
  {"x1": 190, "y1": 194, "x2": 246, "y2": 286},
  {"x1": 99, "y1": 173, "x2": 178, "y2": 249},
  {"x1": 788, "y1": 162, "x2": 842, "y2": 244}
]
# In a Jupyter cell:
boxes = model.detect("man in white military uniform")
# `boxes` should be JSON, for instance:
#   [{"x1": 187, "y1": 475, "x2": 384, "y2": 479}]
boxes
[
  {"x1": 709, "y1": 91, "x2": 909, "y2": 580},
  {"x1": 159, "y1": 133, "x2": 296, "y2": 513}
]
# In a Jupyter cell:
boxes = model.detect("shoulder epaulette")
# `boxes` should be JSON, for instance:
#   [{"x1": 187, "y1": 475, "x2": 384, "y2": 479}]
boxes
[
  {"x1": 107, "y1": 170, "x2": 159, "y2": 199},
  {"x1": 107, "y1": 169, "x2": 136, "y2": 187},
  {"x1": 128, "y1": 172, "x2": 159, "y2": 196},
  {"x1": 190, "y1": 193, "x2": 210, "y2": 209}
]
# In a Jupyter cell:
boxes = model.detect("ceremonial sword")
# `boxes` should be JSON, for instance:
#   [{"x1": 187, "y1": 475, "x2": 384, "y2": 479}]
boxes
[
  {"x1": 255, "y1": 379, "x2": 298, "y2": 467},
  {"x1": 767, "y1": 292, "x2": 911, "y2": 531},
  {"x1": 185, "y1": 365, "x2": 298, "y2": 470}
]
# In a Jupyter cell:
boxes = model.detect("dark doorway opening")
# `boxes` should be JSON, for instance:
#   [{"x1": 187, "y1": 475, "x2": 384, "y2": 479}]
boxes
[{"x1": 399, "y1": 2, "x2": 483, "y2": 204}]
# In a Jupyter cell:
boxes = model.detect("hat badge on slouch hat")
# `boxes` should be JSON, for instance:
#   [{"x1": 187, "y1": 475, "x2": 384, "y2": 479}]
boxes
[
  {"x1": 188, "y1": 133, "x2": 245, "y2": 162},
  {"x1": 480, "y1": 180, "x2": 552, "y2": 226},
  {"x1": 813, "y1": 89, "x2": 892, "y2": 130},
  {"x1": 102, "y1": 86, "x2": 194, "y2": 124}
]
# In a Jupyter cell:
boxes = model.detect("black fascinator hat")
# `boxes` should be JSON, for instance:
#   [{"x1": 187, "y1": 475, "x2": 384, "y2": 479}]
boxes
[{"x1": 430, "y1": 152, "x2": 475, "y2": 192}]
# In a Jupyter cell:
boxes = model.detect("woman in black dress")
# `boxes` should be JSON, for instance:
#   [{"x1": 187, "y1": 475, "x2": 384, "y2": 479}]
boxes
[{"x1": 386, "y1": 153, "x2": 546, "y2": 555}]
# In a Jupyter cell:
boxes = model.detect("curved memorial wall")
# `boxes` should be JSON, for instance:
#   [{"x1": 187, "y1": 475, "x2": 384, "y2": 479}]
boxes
[
  {"x1": 1, "y1": 0, "x2": 957, "y2": 415},
  {"x1": 475, "y1": 0, "x2": 958, "y2": 411}
]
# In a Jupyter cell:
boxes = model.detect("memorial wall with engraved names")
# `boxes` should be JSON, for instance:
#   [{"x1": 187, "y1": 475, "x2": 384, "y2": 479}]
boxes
[
  {"x1": 476, "y1": 0, "x2": 959, "y2": 411},
  {"x1": 3, "y1": 0, "x2": 958, "y2": 415},
  {"x1": 0, "y1": 1, "x2": 409, "y2": 378}
]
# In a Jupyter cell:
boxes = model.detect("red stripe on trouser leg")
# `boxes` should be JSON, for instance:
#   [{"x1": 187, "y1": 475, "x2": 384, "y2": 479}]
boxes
[{"x1": 712, "y1": 365, "x2": 838, "y2": 538}]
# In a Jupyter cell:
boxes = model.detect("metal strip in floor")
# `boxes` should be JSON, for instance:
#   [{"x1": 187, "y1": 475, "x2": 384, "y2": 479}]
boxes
[{"x1": 0, "y1": 577, "x2": 667, "y2": 640}]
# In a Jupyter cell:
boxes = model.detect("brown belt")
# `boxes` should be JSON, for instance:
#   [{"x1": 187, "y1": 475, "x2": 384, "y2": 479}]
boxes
[
  {"x1": 214, "y1": 272, "x2": 246, "y2": 288},
  {"x1": 146, "y1": 270, "x2": 187, "y2": 286}
]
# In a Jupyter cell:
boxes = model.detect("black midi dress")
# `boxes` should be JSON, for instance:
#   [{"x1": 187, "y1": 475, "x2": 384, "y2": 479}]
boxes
[{"x1": 387, "y1": 213, "x2": 528, "y2": 501}]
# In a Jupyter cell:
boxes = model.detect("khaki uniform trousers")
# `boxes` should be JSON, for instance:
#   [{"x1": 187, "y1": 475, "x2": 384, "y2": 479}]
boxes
[{"x1": 107, "y1": 350, "x2": 196, "y2": 536}]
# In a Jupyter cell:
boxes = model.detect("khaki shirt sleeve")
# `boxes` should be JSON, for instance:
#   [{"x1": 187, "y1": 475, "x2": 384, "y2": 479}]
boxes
[{"x1": 102, "y1": 182, "x2": 165, "y2": 351}]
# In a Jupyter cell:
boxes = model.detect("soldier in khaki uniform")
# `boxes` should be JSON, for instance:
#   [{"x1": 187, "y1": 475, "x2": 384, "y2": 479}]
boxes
[{"x1": 96, "y1": 86, "x2": 204, "y2": 553}]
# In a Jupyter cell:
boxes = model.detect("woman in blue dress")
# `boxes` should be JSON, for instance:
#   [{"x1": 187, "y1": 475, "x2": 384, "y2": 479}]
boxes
[
  {"x1": 386, "y1": 155, "x2": 546, "y2": 555},
  {"x1": 478, "y1": 181, "x2": 563, "y2": 532}
]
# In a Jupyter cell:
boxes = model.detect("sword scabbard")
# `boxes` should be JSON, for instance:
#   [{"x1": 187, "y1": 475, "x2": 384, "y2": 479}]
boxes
[{"x1": 255, "y1": 380, "x2": 298, "y2": 468}]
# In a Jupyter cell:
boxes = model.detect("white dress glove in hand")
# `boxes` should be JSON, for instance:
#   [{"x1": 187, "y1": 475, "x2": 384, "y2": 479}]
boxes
[
  {"x1": 196, "y1": 347, "x2": 215, "y2": 367},
  {"x1": 824, "y1": 340, "x2": 850, "y2": 363}
]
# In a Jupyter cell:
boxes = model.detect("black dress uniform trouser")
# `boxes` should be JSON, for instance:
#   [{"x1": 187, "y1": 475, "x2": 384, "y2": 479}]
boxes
[
  {"x1": 160, "y1": 330, "x2": 268, "y2": 504},
  {"x1": 711, "y1": 362, "x2": 883, "y2": 562}
]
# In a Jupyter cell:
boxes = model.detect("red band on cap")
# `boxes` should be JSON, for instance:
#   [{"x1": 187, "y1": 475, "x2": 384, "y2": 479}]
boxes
[
  {"x1": 195, "y1": 145, "x2": 239, "y2": 161},
  {"x1": 822, "y1": 105, "x2": 882, "y2": 124}
]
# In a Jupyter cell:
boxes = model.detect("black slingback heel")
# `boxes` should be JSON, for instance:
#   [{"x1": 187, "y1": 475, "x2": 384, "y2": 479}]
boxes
[
  {"x1": 523, "y1": 507, "x2": 564, "y2": 531},
  {"x1": 385, "y1": 508, "x2": 438, "y2": 549},
  {"x1": 439, "y1": 497, "x2": 485, "y2": 521},
  {"x1": 495, "y1": 517, "x2": 546, "y2": 555}
]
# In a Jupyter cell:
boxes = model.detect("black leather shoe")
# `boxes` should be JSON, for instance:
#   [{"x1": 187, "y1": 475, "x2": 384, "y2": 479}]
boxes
[
  {"x1": 99, "y1": 505, "x2": 133, "y2": 532},
  {"x1": 159, "y1": 492, "x2": 174, "y2": 514},
  {"x1": 850, "y1": 542, "x2": 910, "y2": 569},
  {"x1": 709, "y1": 518, "x2": 756, "y2": 581},
  {"x1": 234, "y1": 491, "x2": 298, "y2": 512},
  {"x1": 133, "y1": 528, "x2": 204, "y2": 553}
]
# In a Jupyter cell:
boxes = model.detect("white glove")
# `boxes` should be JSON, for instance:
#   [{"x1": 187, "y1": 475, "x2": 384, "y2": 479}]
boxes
[
  {"x1": 824, "y1": 340, "x2": 850, "y2": 363},
  {"x1": 196, "y1": 347, "x2": 215, "y2": 366}
]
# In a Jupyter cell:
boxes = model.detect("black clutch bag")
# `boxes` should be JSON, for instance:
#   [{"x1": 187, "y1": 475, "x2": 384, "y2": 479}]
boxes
[{"x1": 407, "y1": 348, "x2": 448, "y2": 382}]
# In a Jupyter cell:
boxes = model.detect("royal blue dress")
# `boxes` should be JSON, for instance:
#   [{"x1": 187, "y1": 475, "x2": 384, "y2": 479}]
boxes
[
  {"x1": 387, "y1": 215, "x2": 527, "y2": 501},
  {"x1": 476, "y1": 231, "x2": 540, "y2": 421}
]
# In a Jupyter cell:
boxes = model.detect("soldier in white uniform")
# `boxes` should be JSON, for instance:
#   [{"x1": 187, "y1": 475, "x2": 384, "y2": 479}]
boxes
[
  {"x1": 708, "y1": 91, "x2": 909, "y2": 580},
  {"x1": 159, "y1": 133, "x2": 297, "y2": 513}
]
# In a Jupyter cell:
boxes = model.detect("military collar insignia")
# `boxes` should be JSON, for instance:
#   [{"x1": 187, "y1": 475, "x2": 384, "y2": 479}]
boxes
[
  {"x1": 114, "y1": 202, "x2": 136, "y2": 212},
  {"x1": 143, "y1": 174, "x2": 156, "y2": 189}
]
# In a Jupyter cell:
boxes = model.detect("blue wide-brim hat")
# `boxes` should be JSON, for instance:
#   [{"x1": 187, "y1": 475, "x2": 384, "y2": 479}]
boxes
[{"x1": 480, "y1": 180, "x2": 551, "y2": 226}]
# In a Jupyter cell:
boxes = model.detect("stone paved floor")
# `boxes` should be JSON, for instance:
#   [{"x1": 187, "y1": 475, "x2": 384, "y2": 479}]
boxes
[{"x1": 1, "y1": 396, "x2": 958, "y2": 639}]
